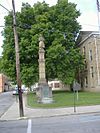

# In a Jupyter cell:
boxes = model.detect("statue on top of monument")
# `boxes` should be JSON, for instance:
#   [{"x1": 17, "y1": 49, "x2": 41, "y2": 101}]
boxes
[{"x1": 39, "y1": 34, "x2": 45, "y2": 50}]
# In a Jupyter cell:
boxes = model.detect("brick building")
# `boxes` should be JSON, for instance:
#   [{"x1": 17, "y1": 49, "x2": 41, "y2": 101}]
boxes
[
  {"x1": 77, "y1": 31, "x2": 100, "y2": 92},
  {"x1": 0, "y1": 74, "x2": 10, "y2": 92}
]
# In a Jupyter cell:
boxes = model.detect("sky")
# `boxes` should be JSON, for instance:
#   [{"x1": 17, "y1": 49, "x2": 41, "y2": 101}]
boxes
[{"x1": 0, "y1": 0, "x2": 99, "y2": 56}]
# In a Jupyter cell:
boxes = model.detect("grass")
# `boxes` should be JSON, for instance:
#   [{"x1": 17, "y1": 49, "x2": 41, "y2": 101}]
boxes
[{"x1": 27, "y1": 90, "x2": 100, "y2": 108}]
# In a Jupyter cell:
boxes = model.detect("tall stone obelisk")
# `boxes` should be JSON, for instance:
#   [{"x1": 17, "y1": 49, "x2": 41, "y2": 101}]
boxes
[
  {"x1": 39, "y1": 35, "x2": 46, "y2": 84},
  {"x1": 37, "y1": 35, "x2": 53, "y2": 103}
]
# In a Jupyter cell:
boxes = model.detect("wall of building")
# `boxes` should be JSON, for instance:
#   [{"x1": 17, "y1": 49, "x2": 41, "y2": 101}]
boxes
[
  {"x1": 48, "y1": 80, "x2": 70, "y2": 91},
  {"x1": 0, "y1": 74, "x2": 4, "y2": 92},
  {"x1": 0, "y1": 74, "x2": 11, "y2": 92},
  {"x1": 79, "y1": 34, "x2": 100, "y2": 92}
]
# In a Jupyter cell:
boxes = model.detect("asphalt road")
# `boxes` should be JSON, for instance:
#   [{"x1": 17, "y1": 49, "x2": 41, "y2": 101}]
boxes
[
  {"x1": 0, "y1": 91, "x2": 15, "y2": 117},
  {"x1": 0, "y1": 114, "x2": 100, "y2": 133}
]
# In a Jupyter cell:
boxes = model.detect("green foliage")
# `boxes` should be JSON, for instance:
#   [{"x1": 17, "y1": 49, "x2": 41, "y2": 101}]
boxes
[
  {"x1": 0, "y1": 57, "x2": 2, "y2": 73},
  {"x1": 1, "y1": 0, "x2": 84, "y2": 87},
  {"x1": 27, "y1": 91, "x2": 100, "y2": 108}
]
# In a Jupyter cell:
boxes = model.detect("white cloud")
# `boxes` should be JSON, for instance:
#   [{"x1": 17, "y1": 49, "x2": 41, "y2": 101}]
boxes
[
  {"x1": 78, "y1": 11, "x2": 99, "y2": 31},
  {"x1": 69, "y1": 0, "x2": 98, "y2": 31}
]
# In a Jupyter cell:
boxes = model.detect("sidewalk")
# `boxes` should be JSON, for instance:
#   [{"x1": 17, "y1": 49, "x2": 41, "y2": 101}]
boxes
[{"x1": 1, "y1": 96, "x2": 100, "y2": 121}]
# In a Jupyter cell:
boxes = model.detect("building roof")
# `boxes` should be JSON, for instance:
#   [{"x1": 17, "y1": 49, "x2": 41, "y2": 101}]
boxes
[{"x1": 77, "y1": 31, "x2": 100, "y2": 46}]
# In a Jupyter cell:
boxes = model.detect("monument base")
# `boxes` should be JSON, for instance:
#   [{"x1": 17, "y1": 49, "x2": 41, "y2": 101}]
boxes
[
  {"x1": 36, "y1": 83, "x2": 53, "y2": 104},
  {"x1": 41, "y1": 97, "x2": 53, "y2": 104}
]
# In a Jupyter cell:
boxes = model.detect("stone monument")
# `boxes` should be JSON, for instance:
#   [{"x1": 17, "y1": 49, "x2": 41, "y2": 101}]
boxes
[{"x1": 36, "y1": 35, "x2": 53, "y2": 103}]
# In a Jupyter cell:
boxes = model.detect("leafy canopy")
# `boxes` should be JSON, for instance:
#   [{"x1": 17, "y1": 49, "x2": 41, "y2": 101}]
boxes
[{"x1": 1, "y1": 0, "x2": 84, "y2": 87}]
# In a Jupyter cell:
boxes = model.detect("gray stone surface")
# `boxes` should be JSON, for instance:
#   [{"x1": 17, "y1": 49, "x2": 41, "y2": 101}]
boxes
[
  {"x1": 1, "y1": 95, "x2": 100, "y2": 121},
  {"x1": 38, "y1": 35, "x2": 52, "y2": 103},
  {"x1": 0, "y1": 91, "x2": 15, "y2": 117},
  {"x1": 79, "y1": 32, "x2": 100, "y2": 92}
]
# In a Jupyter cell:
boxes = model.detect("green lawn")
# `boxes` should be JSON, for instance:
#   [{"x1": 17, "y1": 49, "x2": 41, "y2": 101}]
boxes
[{"x1": 27, "y1": 91, "x2": 100, "y2": 108}]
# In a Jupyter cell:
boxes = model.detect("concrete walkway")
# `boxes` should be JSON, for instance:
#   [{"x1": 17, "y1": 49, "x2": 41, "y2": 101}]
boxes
[{"x1": 1, "y1": 96, "x2": 100, "y2": 121}]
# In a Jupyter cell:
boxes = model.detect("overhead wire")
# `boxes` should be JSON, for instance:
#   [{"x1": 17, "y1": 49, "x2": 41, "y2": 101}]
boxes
[{"x1": 0, "y1": 3, "x2": 10, "y2": 12}]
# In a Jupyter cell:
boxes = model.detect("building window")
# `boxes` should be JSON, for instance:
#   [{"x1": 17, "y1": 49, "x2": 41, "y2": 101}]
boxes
[
  {"x1": 89, "y1": 50, "x2": 92, "y2": 61},
  {"x1": 84, "y1": 59, "x2": 87, "y2": 69},
  {"x1": 85, "y1": 76, "x2": 88, "y2": 87},
  {"x1": 83, "y1": 46, "x2": 86, "y2": 57},
  {"x1": 91, "y1": 66, "x2": 94, "y2": 78},
  {"x1": 54, "y1": 83, "x2": 60, "y2": 88}
]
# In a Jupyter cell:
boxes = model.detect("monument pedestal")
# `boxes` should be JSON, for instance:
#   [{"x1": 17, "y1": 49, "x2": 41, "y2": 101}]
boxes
[{"x1": 36, "y1": 83, "x2": 53, "y2": 104}]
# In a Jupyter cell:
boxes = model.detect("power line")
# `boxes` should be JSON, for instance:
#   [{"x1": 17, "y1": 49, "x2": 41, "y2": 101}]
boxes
[{"x1": 0, "y1": 4, "x2": 10, "y2": 12}]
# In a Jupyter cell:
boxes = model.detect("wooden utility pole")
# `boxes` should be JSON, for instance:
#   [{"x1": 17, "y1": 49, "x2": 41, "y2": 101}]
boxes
[{"x1": 12, "y1": 0, "x2": 24, "y2": 117}]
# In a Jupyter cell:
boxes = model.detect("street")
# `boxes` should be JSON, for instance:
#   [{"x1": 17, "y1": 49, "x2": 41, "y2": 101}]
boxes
[
  {"x1": 0, "y1": 91, "x2": 15, "y2": 117},
  {"x1": 0, "y1": 92, "x2": 100, "y2": 133},
  {"x1": 0, "y1": 114, "x2": 100, "y2": 133}
]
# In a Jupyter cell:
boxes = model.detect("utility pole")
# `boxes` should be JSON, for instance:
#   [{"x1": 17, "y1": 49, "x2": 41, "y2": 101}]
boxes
[{"x1": 12, "y1": 0, "x2": 24, "y2": 117}]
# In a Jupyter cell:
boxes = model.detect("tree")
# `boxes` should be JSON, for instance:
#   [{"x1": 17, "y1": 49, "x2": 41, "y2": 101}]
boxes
[
  {"x1": 0, "y1": 57, "x2": 2, "y2": 73},
  {"x1": 1, "y1": 0, "x2": 84, "y2": 87}
]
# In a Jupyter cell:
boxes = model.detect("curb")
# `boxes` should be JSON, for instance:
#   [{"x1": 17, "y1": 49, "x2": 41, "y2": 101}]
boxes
[{"x1": 1, "y1": 109, "x2": 100, "y2": 121}]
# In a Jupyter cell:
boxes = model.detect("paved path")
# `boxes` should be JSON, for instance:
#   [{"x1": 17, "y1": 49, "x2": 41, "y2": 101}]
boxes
[
  {"x1": 0, "y1": 92, "x2": 15, "y2": 117},
  {"x1": 1, "y1": 95, "x2": 100, "y2": 121}
]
